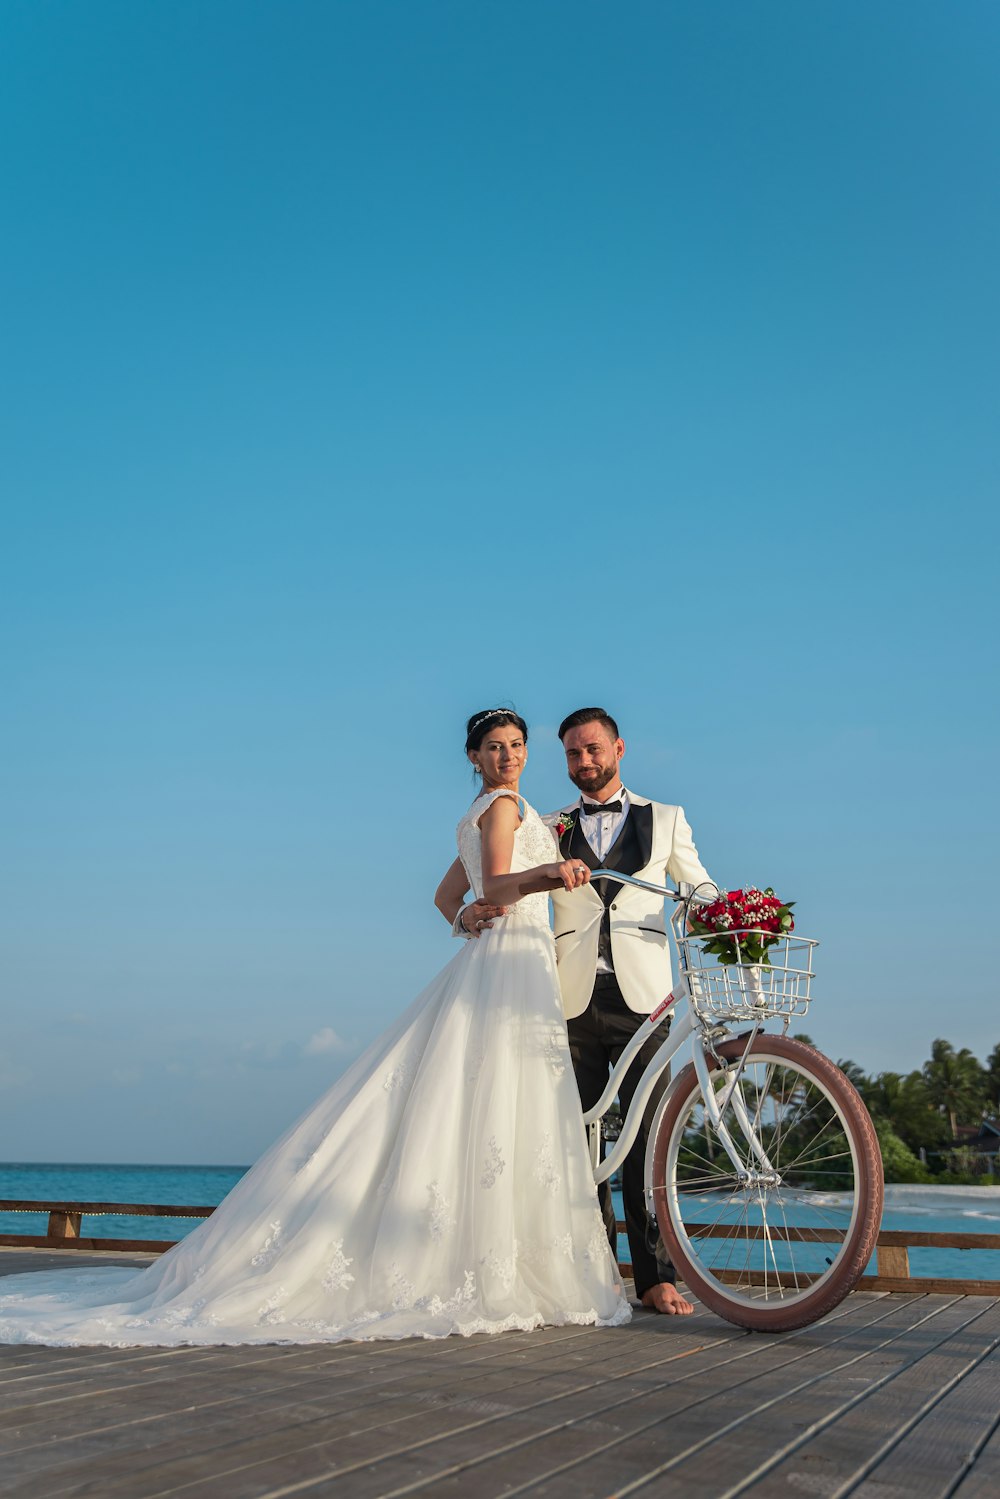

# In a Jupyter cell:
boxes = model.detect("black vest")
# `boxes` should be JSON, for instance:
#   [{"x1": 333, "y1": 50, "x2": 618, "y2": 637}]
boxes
[{"x1": 561, "y1": 803, "x2": 653, "y2": 969}]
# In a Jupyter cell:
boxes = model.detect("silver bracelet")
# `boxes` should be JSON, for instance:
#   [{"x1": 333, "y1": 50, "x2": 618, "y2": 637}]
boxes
[{"x1": 453, "y1": 905, "x2": 472, "y2": 939}]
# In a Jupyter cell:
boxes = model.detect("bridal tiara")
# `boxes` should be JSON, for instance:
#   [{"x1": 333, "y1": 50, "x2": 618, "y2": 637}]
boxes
[{"x1": 469, "y1": 708, "x2": 519, "y2": 733}]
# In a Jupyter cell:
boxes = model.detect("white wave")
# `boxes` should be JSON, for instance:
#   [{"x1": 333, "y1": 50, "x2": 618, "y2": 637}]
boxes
[
  {"x1": 774, "y1": 1184, "x2": 1000, "y2": 1222},
  {"x1": 882, "y1": 1184, "x2": 1000, "y2": 1220}
]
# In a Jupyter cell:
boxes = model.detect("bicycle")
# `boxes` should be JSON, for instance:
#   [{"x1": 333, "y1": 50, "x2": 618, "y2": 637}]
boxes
[{"x1": 585, "y1": 875, "x2": 884, "y2": 1332}]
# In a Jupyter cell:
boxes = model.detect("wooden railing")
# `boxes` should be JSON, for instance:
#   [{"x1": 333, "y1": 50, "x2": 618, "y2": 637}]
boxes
[
  {"x1": 627, "y1": 1220, "x2": 1000, "y2": 1296},
  {"x1": 2, "y1": 1202, "x2": 999, "y2": 1295},
  {"x1": 611, "y1": 1223, "x2": 1000, "y2": 1295},
  {"x1": 858, "y1": 1228, "x2": 1000, "y2": 1295},
  {"x1": 0, "y1": 1200, "x2": 214, "y2": 1254}
]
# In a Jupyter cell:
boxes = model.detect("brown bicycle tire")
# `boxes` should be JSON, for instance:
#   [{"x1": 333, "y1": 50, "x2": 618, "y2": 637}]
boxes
[{"x1": 651, "y1": 1034, "x2": 883, "y2": 1332}]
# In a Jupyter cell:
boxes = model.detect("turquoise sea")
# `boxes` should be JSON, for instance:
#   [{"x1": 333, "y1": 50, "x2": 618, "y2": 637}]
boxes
[
  {"x1": 0, "y1": 1163, "x2": 248, "y2": 1244},
  {"x1": 2, "y1": 1164, "x2": 998, "y2": 1281}
]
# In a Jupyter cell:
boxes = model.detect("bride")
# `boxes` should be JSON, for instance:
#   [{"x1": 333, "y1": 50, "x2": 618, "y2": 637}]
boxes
[{"x1": 0, "y1": 708, "x2": 630, "y2": 1346}]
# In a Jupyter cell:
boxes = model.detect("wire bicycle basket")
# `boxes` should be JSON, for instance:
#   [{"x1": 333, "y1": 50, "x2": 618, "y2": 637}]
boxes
[{"x1": 677, "y1": 929, "x2": 817, "y2": 1022}]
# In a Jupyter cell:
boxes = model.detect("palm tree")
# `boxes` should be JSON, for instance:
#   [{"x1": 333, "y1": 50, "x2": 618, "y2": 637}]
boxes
[
  {"x1": 866, "y1": 1069, "x2": 950, "y2": 1157},
  {"x1": 923, "y1": 1039, "x2": 986, "y2": 1139},
  {"x1": 984, "y1": 1043, "x2": 1000, "y2": 1116}
]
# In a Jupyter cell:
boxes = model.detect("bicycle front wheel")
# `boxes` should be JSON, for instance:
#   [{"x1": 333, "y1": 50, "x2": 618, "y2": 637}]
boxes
[{"x1": 651, "y1": 1035, "x2": 883, "y2": 1331}]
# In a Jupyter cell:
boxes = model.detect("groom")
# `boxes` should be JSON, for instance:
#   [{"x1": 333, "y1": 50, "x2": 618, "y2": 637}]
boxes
[{"x1": 548, "y1": 707, "x2": 715, "y2": 1316}]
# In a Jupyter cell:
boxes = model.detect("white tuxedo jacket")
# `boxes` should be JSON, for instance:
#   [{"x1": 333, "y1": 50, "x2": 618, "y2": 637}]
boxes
[{"x1": 546, "y1": 794, "x2": 713, "y2": 1020}]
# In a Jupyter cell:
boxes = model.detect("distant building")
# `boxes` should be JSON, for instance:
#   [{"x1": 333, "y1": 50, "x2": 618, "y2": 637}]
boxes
[{"x1": 970, "y1": 1119, "x2": 1000, "y2": 1159}]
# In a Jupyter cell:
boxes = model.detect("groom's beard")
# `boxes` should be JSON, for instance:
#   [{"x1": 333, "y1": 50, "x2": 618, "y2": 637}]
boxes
[{"x1": 568, "y1": 764, "x2": 618, "y2": 795}]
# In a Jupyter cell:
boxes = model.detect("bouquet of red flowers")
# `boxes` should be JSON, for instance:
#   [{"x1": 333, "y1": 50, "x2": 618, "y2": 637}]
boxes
[{"x1": 688, "y1": 887, "x2": 795, "y2": 966}]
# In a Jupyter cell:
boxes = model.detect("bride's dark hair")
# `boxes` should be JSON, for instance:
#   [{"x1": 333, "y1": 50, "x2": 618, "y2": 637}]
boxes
[{"x1": 465, "y1": 707, "x2": 529, "y2": 755}]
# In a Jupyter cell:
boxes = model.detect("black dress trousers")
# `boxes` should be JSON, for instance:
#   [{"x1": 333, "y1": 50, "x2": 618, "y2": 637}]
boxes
[{"x1": 566, "y1": 973, "x2": 674, "y2": 1299}]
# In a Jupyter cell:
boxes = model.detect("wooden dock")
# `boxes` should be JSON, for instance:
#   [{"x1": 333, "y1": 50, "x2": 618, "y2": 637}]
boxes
[{"x1": 2, "y1": 1248, "x2": 999, "y2": 1498}]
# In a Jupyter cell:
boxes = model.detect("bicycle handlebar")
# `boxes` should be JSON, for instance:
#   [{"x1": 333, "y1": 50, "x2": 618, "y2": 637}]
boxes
[
  {"x1": 588, "y1": 869, "x2": 681, "y2": 898},
  {"x1": 588, "y1": 871, "x2": 719, "y2": 904}
]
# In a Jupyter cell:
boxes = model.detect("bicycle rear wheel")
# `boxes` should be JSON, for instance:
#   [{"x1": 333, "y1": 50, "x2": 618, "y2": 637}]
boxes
[{"x1": 651, "y1": 1035, "x2": 883, "y2": 1331}]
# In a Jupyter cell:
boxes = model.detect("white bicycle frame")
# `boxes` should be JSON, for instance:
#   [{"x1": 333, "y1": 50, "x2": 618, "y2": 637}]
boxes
[{"x1": 582, "y1": 873, "x2": 779, "y2": 1205}]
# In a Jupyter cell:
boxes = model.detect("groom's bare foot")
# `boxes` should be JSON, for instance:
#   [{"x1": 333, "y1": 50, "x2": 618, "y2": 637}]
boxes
[{"x1": 641, "y1": 1283, "x2": 694, "y2": 1315}]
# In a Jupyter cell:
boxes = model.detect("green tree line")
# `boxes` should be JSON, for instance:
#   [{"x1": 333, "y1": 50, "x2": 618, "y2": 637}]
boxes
[{"x1": 826, "y1": 1038, "x2": 1000, "y2": 1184}]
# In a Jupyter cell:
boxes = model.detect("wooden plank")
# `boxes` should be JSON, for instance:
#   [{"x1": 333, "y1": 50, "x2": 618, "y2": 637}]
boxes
[
  {"x1": 666, "y1": 1224, "x2": 845, "y2": 1244},
  {"x1": 953, "y1": 1411, "x2": 1000, "y2": 1498},
  {"x1": 0, "y1": 1290, "x2": 621, "y2": 1401},
  {"x1": 0, "y1": 1283, "x2": 993, "y2": 1499},
  {"x1": 0, "y1": 1321, "x2": 736, "y2": 1497},
  {"x1": 862, "y1": 1275, "x2": 1000, "y2": 1296},
  {"x1": 626, "y1": 1221, "x2": 1000, "y2": 1251},
  {"x1": 0, "y1": 1322, "x2": 615, "y2": 1430},
  {"x1": 0, "y1": 1320, "x2": 617, "y2": 1420},
  {"x1": 0, "y1": 1234, "x2": 179, "y2": 1253},
  {"x1": 877, "y1": 1229, "x2": 1000, "y2": 1251},
  {"x1": 0, "y1": 1201, "x2": 213, "y2": 1217},
  {"x1": 621, "y1": 1220, "x2": 843, "y2": 1244},
  {"x1": 227, "y1": 1297, "x2": 942, "y2": 1499},
  {"x1": 711, "y1": 1269, "x2": 823, "y2": 1288},
  {"x1": 104, "y1": 1339, "x2": 802, "y2": 1498},
  {"x1": 0, "y1": 1333, "x2": 592, "y2": 1492},
  {"x1": 0, "y1": 1316, "x2": 687, "y2": 1424},
  {"x1": 0, "y1": 1307, "x2": 918, "y2": 1499},
  {"x1": 731, "y1": 1295, "x2": 1000, "y2": 1493},
  {"x1": 678, "y1": 1269, "x2": 997, "y2": 1296},
  {"x1": 847, "y1": 1345, "x2": 1000, "y2": 1498},
  {"x1": 5, "y1": 1283, "x2": 863, "y2": 1493},
  {"x1": 0, "y1": 1250, "x2": 156, "y2": 1270},
  {"x1": 0, "y1": 1350, "x2": 233, "y2": 1416},
  {"x1": 0, "y1": 1349, "x2": 310, "y2": 1440},
  {"x1": 502, "y1": 1298, "x2": 989, "y2": 1499}
]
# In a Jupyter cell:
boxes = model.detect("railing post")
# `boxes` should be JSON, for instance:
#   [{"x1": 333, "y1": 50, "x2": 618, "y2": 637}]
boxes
[
  {"x1": 47, "y1": 1211, "x2": 83, "y2": 1239},
  {"x1": 876, "y1": 1242, "x2": 910, "y2": 1279}
]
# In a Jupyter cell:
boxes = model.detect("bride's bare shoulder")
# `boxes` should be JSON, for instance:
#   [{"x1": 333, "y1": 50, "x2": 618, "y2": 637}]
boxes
[{"x1": 474, "y1": 790, "x2": 525, "y2": 829}]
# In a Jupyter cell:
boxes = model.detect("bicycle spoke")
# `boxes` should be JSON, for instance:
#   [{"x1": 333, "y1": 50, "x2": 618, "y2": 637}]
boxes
[
  {"x1": 783, "y1": 1148, "x2": 855, "y2": 1175},
  {"x1": 713, "y1": 1190, "x2": 751, "y2": 1284},
  {"x1": 764, "y1": 1184, "x2": 784, "y2": 1297},
  {"x1": 774, "y1": 1109, "x2": 846, "y2": 1174},
  {"x1": 775, "y1": 1191, "x2": 802, "y2": 1294},
  {"x1": 656, "y1": 1041, "x2": 878, "y2": 1320},
  {"x1": 676, "y1": 1176, "x2": 740, "y2": 1192}
]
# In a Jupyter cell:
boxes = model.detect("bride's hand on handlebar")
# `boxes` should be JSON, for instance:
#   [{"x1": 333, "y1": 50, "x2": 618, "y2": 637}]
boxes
[{"x1": 549, "y1": 859, "x2": 591, "y2": 891}]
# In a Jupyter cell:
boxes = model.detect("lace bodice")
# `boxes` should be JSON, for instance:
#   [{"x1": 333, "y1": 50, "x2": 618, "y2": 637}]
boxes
[{"x1": 457, "y1": 791, "x2": 558, "y2": 928}]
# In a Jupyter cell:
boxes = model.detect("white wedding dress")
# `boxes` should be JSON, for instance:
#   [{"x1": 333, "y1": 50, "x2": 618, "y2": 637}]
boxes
[{"x1": 0, "y1": 791, "x2": 629, "y2": 1346}]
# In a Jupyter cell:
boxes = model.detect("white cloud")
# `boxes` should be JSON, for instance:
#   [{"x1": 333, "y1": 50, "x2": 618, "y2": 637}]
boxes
[
  {"x1": 238, "y1": 1039, "x2": 301, "y2": 1070},
  {"x1": 157, "y1": 1029, "x2": 350, "y2": 1076},
  {"x1": 304, "y1": 1027, "x2": 346, "y2": 1056}
]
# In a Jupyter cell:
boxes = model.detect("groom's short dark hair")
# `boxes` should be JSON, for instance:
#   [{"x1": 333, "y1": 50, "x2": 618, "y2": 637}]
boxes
[{"x1": 558, "y1": 707, "x2": 620, "y2": 741}]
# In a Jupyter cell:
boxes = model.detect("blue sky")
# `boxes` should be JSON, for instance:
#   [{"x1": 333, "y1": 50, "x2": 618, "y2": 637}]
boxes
[{"x1": 2, "y1": 2, "x2": 997, "y2": 1163}]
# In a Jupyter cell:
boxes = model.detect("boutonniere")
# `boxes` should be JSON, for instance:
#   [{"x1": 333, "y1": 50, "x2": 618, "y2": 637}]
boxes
[{"x1": 555, "y1": 814, "x2": 575, "y2": 839}]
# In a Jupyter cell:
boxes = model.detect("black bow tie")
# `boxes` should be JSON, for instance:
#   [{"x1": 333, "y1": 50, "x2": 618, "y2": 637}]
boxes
[{"x1": 581, "y1": 800, "x2": 623, "y2": 815}]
